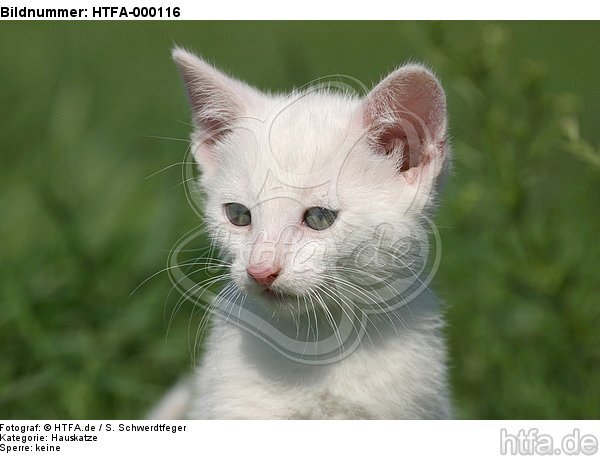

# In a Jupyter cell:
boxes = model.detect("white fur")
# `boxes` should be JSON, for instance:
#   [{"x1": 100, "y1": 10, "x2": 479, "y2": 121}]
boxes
[
  {"x1": 163, "y1": 48, "x2": 452, "y2": 419},
  {"x1": 190, "y1": 296, "x2": 450, "y2": 419}
]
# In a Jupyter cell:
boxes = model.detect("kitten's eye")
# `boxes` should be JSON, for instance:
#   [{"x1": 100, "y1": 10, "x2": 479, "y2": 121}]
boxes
[
  {"x1": 224, "y1": 203, "x2": 251, "y2": 226},
  {"x1": 303, "y1": 207, "x2": 338, "y2": 231}
]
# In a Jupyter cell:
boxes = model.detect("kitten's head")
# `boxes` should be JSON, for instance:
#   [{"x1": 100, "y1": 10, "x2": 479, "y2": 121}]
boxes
[{"x1": 173, "y1": 48, "x2": 448, "y2": 317}]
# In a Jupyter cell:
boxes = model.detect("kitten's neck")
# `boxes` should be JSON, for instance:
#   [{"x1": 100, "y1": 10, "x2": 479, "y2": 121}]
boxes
[{"x1": 214, "y1": 283, "x2": 441, "y2": 366}]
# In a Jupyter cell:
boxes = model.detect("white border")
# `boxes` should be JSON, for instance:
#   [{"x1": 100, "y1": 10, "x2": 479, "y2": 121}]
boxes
[
  {"x1": 0, "y1": 420, "x2": 599, "y2": 456},
  {"x1": 1, "y1": 0, "x2": 599, "y2": 19}
]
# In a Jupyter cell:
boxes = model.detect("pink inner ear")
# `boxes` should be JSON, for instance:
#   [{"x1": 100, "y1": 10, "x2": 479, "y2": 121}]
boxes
[
  {"x1": 362, "y1": 65, "x2": 447, "y2": 173},
  {"x1": 183, "y1": 75, "x2": 242, "y2": 145},
  {"x1": 172, "y1": 48, "x2": 247, "y2": 145},
  {"x1": 195, "y1": 116, "x2": 233, "y2": 146},
  {"x1": 370, "y1": 116, "x2": 427, "y2": 171}
]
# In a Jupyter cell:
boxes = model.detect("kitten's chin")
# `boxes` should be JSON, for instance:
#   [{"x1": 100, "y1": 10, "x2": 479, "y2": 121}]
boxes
[{"x1": 252, "y1": 288, "x2": 305, "y2": 315}]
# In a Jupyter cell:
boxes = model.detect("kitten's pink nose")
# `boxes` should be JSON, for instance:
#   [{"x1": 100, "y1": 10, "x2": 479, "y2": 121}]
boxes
[{"x1": 247, "y1": 265, "x2": 281, "y2": 287}]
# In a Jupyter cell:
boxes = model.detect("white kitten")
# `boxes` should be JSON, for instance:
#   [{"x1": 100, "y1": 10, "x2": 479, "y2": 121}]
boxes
[{"x1": 154, "y1": 48, "x2": 452, "y2": 419}]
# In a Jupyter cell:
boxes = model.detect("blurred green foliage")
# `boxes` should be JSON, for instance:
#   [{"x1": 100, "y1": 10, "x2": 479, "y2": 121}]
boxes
[{"x1": 0, "y1": 22, "x2": 598, "y2": 419}]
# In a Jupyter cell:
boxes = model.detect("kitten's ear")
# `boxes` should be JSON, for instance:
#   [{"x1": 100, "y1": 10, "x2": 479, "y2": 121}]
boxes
[
  {"x1": 172, "y1": 47, "x2": 262, "y2": 172},
  {"x1": 361, "y1": 64, "x2": 448, "y2": 183}
]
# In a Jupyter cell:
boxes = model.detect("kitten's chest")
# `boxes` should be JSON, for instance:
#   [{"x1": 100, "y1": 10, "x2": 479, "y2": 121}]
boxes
[
  {"x1": 191, "y1": 355, "x2": 384, "y2": 419},
  {"x1": 189, "y1": 318, "x2": 449, "y2": 419}
]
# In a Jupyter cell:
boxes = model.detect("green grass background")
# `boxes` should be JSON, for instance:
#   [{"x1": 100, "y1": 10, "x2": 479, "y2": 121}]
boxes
[{"x1": 0, "y1": 22, "x2": 598, "y2": 419}]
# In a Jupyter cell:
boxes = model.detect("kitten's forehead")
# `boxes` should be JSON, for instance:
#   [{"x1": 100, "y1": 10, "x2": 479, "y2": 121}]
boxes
[
  {"x1": 220, "y1": 92, "x2": 363, "y2": 195},
  {"x1": 266, "y1": 91, "x2": 359, "y2": 155},
  {"x1": 256, "y1": 170, "x2": 335, "y2": 207},
  {"x1": 219, "y1": 146, "x2": 342, "y2": 207}
]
